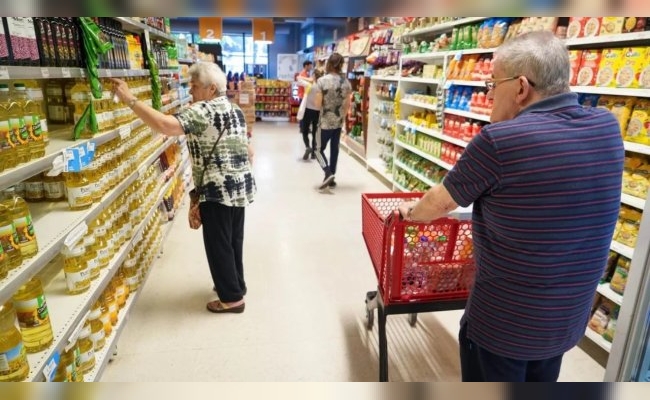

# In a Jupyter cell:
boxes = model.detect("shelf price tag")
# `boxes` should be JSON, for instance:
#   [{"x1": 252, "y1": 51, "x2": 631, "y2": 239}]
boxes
[
  {"x1": 119, "y1": 124, "x2": 132, "y2": 139},
  {"x1": 41, "y1": 68, "x2": 50, "y2": 78},
  {"x1": 64, "y1": 222, "x2": 89, "y2": 249},
  {"x1": 43, "y1": 352, "x2": 61, "y2": 382},
  {"x1": 0, "y1": 66, "x2": 9, "y2": 79},
  {"x1": 106, "y1": 69, "x2": 113, "y2": 77},
  {"x1": 65, "y1": 314, "x2": 88, "y2": 353},
  {"x1": 47, "y1": 151, "x2": 66, "y2": 177},
  {"x1": 61, "y1": 68, "x2": 71, "y2": 78},
  {"x1": 80, "y1": 69, "x2": 86, "y2": 78}
]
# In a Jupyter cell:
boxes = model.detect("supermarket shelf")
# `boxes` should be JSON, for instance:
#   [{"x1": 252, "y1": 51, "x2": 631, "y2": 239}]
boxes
[
  {"x1": 398, "y1": 120, "x2": 469, "y2": 148},
  {"x1": 611, "y1": 240, "x2": 635, "y2": 259},
  {"x1": 259, "y1": 116, "x2": 290, "y2": 122},
  {"x1": 401, "y1": 47, "x2": 495, "y2": 61},
  {"x1": 394, "y1": 159, "x2": 436, "y2": 188},
  {"x1": 394, "y1": 138, "x2": 454, "y2": 170},
  {"x1": 393, "y1": 181, "x2": 409, "y2": 193},
  {"x1": 570, "y1": 86, "x2": 650, "y2": 98},
  {"x1": 0, "y1": 66, "x2": 159, "y2": 80},
  {"x1": 624, "y1": 141, "x2": 650, "y2": 156},
  {"x1": 367, "y1": 158, "x2": 393, "y2": 183},
  {"x1": 400, "y1": 77, "x2": 442, "y2": 85},
  {"x1": 178, "y1": 58, "x2": 194, "y2": 64},
  {"x1": 371, "y1": 75, "x2": 400, "y2": 81},
  {"x1": 404, "y1": 17, "x2": 488, "y2": 37},
  {"x1": 585, "y1": 327, "x2": 612, "y2": 353},
  {"x1": 444, "y1": 108, "x2": 492, "y2": 123},
  {"x1": 343, "y1": 136, "x2": 366, "y2": 160},
  {"x1": 400, "y1": 98, "x2": 438, "y2": 112},
  {"x1": 565, "y1": 31, "x2": 650, "y2": 47},
  {"x1": 597, "y1": 283, "x2": 624, "y2": 306},
  {"x1": 621, "y1": 193, "x2": 646, "y2": 210},
  {"x1": 114, "y1": 17, "x2": 177, "y2": 42},
  {"x1": 255, "y1": 93, "x2": 290, "y2": 97},
  {"x1": 446, "y1": 47, "x2": 497, "y2": 57},
  {"x1": 0, "y1": 137, "x2": 174, "y2": 308},
  {"x1": 446, "y1": 79, "x2": 486, "y2": 88}
]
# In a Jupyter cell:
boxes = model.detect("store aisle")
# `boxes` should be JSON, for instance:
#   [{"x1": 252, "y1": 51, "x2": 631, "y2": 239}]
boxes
[{"x1": 102, "y1": 122, "x2": 605, "y2": 382}]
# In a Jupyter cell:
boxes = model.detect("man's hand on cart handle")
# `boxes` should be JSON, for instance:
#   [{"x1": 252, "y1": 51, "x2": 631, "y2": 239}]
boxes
[
  {"x1": 398, "y1": 184, "x2": 460, "y2": 222},
  {"x1": 398, "y1": 201, "x2": 418, "y2": 222}
]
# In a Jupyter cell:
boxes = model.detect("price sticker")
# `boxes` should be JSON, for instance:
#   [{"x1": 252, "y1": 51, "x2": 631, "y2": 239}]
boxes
[
  {"x1": 61, "y1": 68, "x2": 71, "y2": 78},
  {"x1": 106, "y1": 69, "x2": 113, "y2": 77},
  {"x1": 41, "y1": 68, "x2": 50, "y2": 78},
  {"x1": 0, "y1": 66, "x2": 9, "y2": 79},
  {"x1": 119, "y1": 124, "x2": 132, "y2": 139},
  {"x1": 80, "y1": 69, "x2": 86, "y2": 78},
  {"x1": 64, "y1": 222, "x2": 89, "y2": 249}
]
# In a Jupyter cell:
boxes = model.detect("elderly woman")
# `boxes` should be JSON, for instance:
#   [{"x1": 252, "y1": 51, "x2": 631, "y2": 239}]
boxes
[{"x1": 110, "y1": 62, "x2": 256, "y2": 314}]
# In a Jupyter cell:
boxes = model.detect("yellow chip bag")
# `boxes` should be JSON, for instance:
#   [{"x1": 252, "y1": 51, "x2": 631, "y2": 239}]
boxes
[{"x1": 626, "y1": 99, "x2": 650, "y2": 144}]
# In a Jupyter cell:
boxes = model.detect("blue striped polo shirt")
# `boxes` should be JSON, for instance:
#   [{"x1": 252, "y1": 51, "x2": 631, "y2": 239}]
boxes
[{"x1": 443, "y1": 92, "x2": 624, "y2": 360}]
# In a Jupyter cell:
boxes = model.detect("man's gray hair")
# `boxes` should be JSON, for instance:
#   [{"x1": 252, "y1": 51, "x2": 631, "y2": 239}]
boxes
[
  {"x1": 495, "y1": 30, "x2": 570, "y2": 97},
  {"x1": 188, "y1": 62, "x2": 228, "y2": 94}
]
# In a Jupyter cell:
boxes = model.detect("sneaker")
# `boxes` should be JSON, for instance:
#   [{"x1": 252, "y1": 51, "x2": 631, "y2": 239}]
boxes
[
  {"x1": 319, "y1": 172, "x2": 335, "y2": 190},
  {"x1": 328, "y1": 179, "x2": 337, "y2": 188},
  {"x1": 302, "y1": 148, "x2": 311, "y2": 160},
  {"x1": 311, "y1": 151, "x2": 316, "y2": 159}
]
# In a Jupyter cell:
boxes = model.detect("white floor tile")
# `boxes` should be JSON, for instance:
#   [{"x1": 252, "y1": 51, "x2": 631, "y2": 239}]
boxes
[{"x1": 101, "y1": 122, "x2": 606, "y2": 382}]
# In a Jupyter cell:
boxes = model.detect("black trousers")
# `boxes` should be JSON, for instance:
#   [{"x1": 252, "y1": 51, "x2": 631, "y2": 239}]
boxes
[
  {"x1": 459, "y1": 322, "x2": 563, "y2": 382},
  {"x1": 300, "y1": 108, "x2": 319, "y2": 150},
  {"x1": 315, "y1": 127, "x2": 342, "y2": 175},
  {"x1": 199, "y1": 201, "x2": 246, "y2": 302}
]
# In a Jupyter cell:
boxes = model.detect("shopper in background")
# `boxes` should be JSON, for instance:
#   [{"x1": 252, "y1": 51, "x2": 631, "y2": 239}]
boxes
[
  {"x1": 398, "y1": 30, "x2": 624, "y2": 381},
  {"x1": 109, "y1": 62, "x2": 256, "y2": 314},
  {"x1": 313, "y1": 53, "x2": 352, "y2": 190},
  {"x1": 296, "y1": 60, "x2": 314, "y2": 101},
  {"x1": 298, "y1": 69, "x2": 324, "y2": 160}
]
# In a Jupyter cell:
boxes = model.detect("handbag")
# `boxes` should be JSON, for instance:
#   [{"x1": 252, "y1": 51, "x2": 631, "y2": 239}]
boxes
[{"x1": 188, "y1": 104, "x2": 233, "y2": 229}]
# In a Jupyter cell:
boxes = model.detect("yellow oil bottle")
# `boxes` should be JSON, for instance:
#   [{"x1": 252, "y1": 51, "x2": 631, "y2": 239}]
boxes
[
  {"x1": 0, "y1": 84, "x2": 19, "y2": 171},
  {"x1": 12, "y1": 277, "x2": 53, "y2": 353},
  {"x1": 76, "y1": 320, "x2": 95, "y2": 374},
  {"x1": 97, "y1": 296, "x2": 112, "y2": 337},
  {"x1": 63, "y1": 172, "x2": 93, "y2": 211},
  {"x1": 115, "y1": 268, "x2": 129, "y2": 308},
  {"x1": 3, "y1": 188, "x2": 38, "y2": 259},
  {"x1": 24, "y1": 175, "x2": 44, "y2": 203},
  {"x1": 0, "y1": 240, "x2": 8, "y2": 279},
  {"x1": 101, "y1": 288, "x2": 118, "y2": 327},
  {"x1": 69, "y1": 79, "x2": 92, "y2": 139},
  {"x1": 14, "y1": 83, "x2": 45, "y2": 160},
  {"x1": 8, "y1": 84, "x2": 31, "y2": 164},
  {"x1": 88, "y1": 216, "x2": 111, "y2": 272},
  {"x1": 24, "y1": 79, "x2": 48, "y2": 146},
  {"x1": 0, "y1": 301, "x2": 30, "y2": 382},
  {"x1": 42, "y1": 173, "x2": 66, "y2": 202},
  {"x1": 83, "y1": 234, "x2": 100, "y2": 281},
  {"x1": 87, "y1": 303, "x2": 105, "y2": 351},
  {"x1": 0, "y1": 203, "x2": 23, "y2": 270},
  {"x1": 62, "y1": 243, "x2": 91, "y2": 295}
]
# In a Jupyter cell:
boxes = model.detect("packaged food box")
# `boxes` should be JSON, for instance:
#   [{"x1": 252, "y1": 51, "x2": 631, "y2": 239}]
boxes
[
  {"x1": 577, "y1": 50, "x2": 603, "y2": 86},
  {"x1": 639, "y1": 49, "x2": 650, "y2": 89},
  {"x1": 625, "y1": 99, "x2": 650, "y2": 144},
  {"x1": 569, "y1": 50, "x2": 583, "y2": 86},
  {"x1": 583, "y1": 17, "x2": 602, "y2": 37},
  {"x1": 609, "y1": 96, "x2": 636, "y2": 134},
  {"x1": 616, "y1": 47, "x2": 647, "y2": 88},
  {"x1": 623, "y1": 17, "x2": 648, "y2": 33},
  {"x1": 566, "y1": 17, "x2": 587, "y2": 39},
  {"x1": 596, "y1": 48, "x2": 625, "y2": 87},
  {"x1": 600, "y1": 17, "x2": 625, "y2": 35}
]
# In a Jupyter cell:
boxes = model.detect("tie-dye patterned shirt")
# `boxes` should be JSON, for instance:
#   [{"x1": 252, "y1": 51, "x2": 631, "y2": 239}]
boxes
[
  {"x1": 313, "y1": 73, "x2": 352, "y2": 130},
  {"x1": 174, "y1": 96, "x2": 256, "y2": 207}
]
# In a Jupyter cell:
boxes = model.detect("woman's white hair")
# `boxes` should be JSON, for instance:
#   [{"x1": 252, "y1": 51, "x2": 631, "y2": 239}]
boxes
[
  {"x1": 188, "y1": 62, "x2": 228, "y2": 94},
  {"x1": 495, "y1": 30, "x2": 570, "y2": 97}
]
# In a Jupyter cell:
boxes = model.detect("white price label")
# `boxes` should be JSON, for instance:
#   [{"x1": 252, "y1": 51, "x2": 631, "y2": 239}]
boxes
[
  {"x1": 123, "y1": 69, "x2": 128, "y2": 77},
  {"x1": 0, "y1": 66, "x2": 9, "y2": 79},
  {"x1": 134, "y1": 230, "x2": 144, "y2": 244},
  {"x1": 41, "y1": 68, "x2": 50, "y2": 78},
  {"x1": 61, "y1": 68, "x2": 71, "y2": 78},
  {"x1": 64, "y1": 222, "x2": 89, "y2": 249},
  {"x1": 106, "y1": 69, "x2": 113, "y2": 77},
  {"x1": 48, "y1": 152, "x2": 66, "y2": 176},
  {"x1": 65, "y1": 316, "x2": 87, "y2": 352},
  {"x1": 119, "y1": 125, "x2": 132, "y2": 139},
  {"x1": 80, "y1": 69, "x2": 86, "y2": 78},
  {"x1": 138, "y1": 164, "x2": 148, "y2": 178}
]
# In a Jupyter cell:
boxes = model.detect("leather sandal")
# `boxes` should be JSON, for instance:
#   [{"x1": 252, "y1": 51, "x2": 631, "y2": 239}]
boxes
[{"x1": 206, "y1": 300, "x2": 245, "y2": 314}]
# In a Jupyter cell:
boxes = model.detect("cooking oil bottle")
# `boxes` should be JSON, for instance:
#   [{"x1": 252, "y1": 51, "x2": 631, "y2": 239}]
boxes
[
  {"x1": 97, "y1": 296, "x2": 112, "y2": 337},
  {"x1": 3, "y1": 188, "x2": 38, "y2": 259},
  {"x1": 14, "y1": 83, "x2": 45, "y2": 160},
  {"x1": 9, "y1": 84, "x2": 31, "y2": 164},
  {"x1": 88, "y1": 215, "x2": 111, "y2": 271},
  {"x1": 101, "y1": 287, "x2": 118, "y2": 327},
  {"x1": 87, "y1": 302, "x2": 105, "y2": 351},
  {"x1": 0, "y1": 84, "x2": 19, "y2": 171},
  {"x1": 24, "y1": 79, "x2": 48, "y2": 146},
  {"x1": 76, "y1": 320, "x2": 95, "y2": 374},
  {"x1": 115, "y1": 268, "x2": 129, "y2": 308},
  {"x1": 69, "y1": 79, "x2": 92, "y2": 138},
  {"x1": 24, "y1": 175, "x2": 45, "y2": 203},
  {"x1": 42, "y1": 173, "x2": 66, "y2": 202},
  {"x1": 0, "y1": 241, "x2": 8, "y2": 279},
  {"x1": 83, "y1": 234, "x2": 100, "y2": 281},
  {"x1": 12, "y1": 277, "x2": 53, "y2": 353},
  {"x1": 0, "y1": 301, "x2": 30, "y2": 382},
  {"x1": 63, "y1": 172, "x2": 93, "y2": 211},
  {"x1": 62, "y1": 243, "x2": 91, "y2": 295},
  {"x1": 0, "y1": 203, "x2": 23, "y2": 271},
  {"x1": 60, "y1": 342, "x2": 83, "y2": 382}
]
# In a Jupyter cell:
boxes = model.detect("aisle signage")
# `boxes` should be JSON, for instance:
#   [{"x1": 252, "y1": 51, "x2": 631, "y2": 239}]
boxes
[{"x1": 199, "y1": 17, "x2": 222, "y2": 40}]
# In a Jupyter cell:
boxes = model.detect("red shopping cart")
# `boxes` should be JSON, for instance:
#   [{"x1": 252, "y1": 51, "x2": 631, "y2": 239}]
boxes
[{"x1": 361, "y1": 192, "x2": 476, "y2": 381}]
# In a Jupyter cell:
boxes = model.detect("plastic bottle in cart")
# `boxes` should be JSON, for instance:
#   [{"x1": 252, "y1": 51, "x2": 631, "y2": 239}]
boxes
[
  {"x1": 0, "y1": 301, "x2": 30, "y2": 382},
  {"x1": 8, "y1": 84, "x2": 32, "y2": 164},
  {"x1": 14, "y1": 83, "x2": 45, "y2": 159},
  {"x1": 2, "y1": 187, "x2": 38, "y2": 258},
  {"x1": 0, "y1": 84, "x2": 19, "y2": 170},
  {"x1": 12, "y1": 277, "x2": 54, "y2": 353}
]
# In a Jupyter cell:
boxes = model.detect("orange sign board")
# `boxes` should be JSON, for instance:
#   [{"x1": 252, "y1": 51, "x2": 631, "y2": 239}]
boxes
[{"x1": 199, "y1": 17, "x2": 222, "y2": 40}]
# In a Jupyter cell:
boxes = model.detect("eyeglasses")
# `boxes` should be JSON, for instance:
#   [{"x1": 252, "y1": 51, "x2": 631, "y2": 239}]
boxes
[{"x1": 484, "y1": 76, "x2": 536, "y2": 91}]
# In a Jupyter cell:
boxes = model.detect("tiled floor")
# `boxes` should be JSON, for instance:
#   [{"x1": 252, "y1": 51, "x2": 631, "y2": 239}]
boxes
[{"x1": 102, "y1": 122, "x2": 605, "y2": 382}]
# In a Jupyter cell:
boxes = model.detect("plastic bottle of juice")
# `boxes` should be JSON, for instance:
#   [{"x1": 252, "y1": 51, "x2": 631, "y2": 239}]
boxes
[
  {"x1": 0, "y1": 84, "x2": 19, "y2": 170},
  {"x1": 12, "y1": 277, "x2": 54, "y2": 353},
  {"x1": 76, "y1": 320, "x2": 95, "y2": 374},
  {"x1": 63, "y1": 172, "x2": 93, "y2": 211},
  {"x1": 9, "y1": 84, "x2": 32, "y2": 164},
  {"x1": 23, "y1": 80, "x2": 48, "y2": 146},
  {"x1": 3, "y1": 188, "x2": 38, "y2": 259},
  {"x1": 62, "y1": 243, "x2": 91, "y2": 295},
  {"x1": 0, "y1": 301, "x2": 30, "y2": 382},
  {"x1": 13, "y1": 83, "x2": 44, "y2": 160},
  {"x1": 0, "y1": 203, "x2": 23, "y2": 271}
]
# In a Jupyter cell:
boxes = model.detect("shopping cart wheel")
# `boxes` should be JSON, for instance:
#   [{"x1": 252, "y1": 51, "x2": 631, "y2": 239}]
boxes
[{"x1": 408, "y1": 313, "x2": 418, "y2": 327}]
